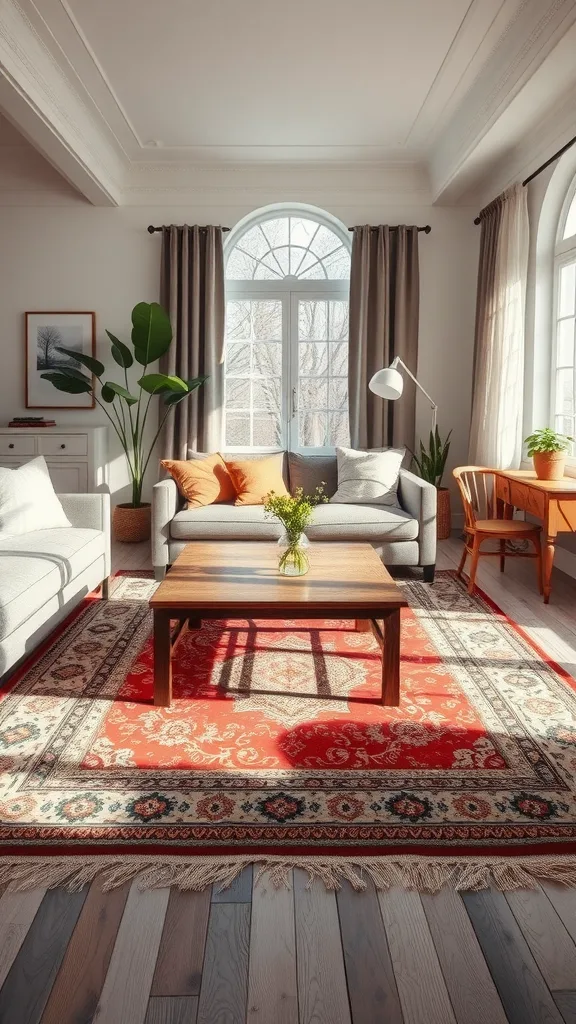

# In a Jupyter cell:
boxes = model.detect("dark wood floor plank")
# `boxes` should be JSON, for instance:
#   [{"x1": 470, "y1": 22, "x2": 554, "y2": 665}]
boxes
[
  {"x1": 0, "y1": 887, "x2": 88, "y2": 1024},
  {"x1": 211, "y1": 866, "x2": 253, "y2": 904},
  {"x1": 553, "y1": 991, "x2": 576, "y2": 1023},
  {"x1": 421, "y1": 888, "x2": 508, "y2": 1024},
  {"x1": 40, "y1": 877, "x2": 130, "y2": 1024},
  {"x1": 145, "y1": 996, "x2": 198, "y2": 1024},
  {"x1": 463, "y1": 888, "x2": 564, "y2": 1024},
  {"x1": 151, "y1": 889, "x2": 211, "y2": 997},
  {"x1": 336, "y1": 879, "x2": 403, "y2": 1024},
  {"x1": 196, "y1": 903, "x2": 250, "y2": 1024},
  {"x1": 0, "y1": 889, "x2": 46, "y2": 990},
  {"x1": 378, "y1": 887, "x2": 456, "y2": 1024},
  {"x1": 247, "y1": 869, "x2": 298, "y2": 1024},
  {"x1": 541, "y1": 884, "x2": 576, "y2": 945},
  {"x1": 506, "y1": 887, "x2": 576, "y2": 990},
  {"x1": 294, "y1": 868, "x2": 351, "y2": 1024}
]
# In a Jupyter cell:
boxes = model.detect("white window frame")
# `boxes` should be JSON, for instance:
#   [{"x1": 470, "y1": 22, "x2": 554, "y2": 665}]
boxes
[
  {"x1": 552, "y1": 180, "x2": 576, "y2": 463},
  {"x1": 223, "y1": 205, "x2": 351, "y2": 454}
]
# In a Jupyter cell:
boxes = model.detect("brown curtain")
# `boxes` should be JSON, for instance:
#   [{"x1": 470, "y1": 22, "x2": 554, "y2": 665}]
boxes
[
  {"x1": 160, "y1": 225, "x2": 225, "y2": 458},
  {"x1": 348, "y1": 225, "x2": 419, "y2": 450}
]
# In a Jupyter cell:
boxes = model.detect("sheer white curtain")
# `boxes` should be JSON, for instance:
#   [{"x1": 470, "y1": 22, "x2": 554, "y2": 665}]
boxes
[{"x1": 469, "y1": 184, "x2": 529, "y2": 468}]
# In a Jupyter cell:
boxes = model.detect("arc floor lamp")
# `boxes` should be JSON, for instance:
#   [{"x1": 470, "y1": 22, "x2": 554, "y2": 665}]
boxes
[{"x1": 369, "y1": 357, "x2": 438, "y2": 433}]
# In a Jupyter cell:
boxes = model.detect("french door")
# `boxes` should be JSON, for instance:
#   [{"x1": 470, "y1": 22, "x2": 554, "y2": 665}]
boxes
[{"x1": 223, "y1": 283, "x2": 349, "y2": 453}]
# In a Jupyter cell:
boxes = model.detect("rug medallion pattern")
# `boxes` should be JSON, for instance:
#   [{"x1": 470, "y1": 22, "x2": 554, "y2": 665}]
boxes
[{"x1": 1, "y1": 571, "x2": 576, "y2": 852}]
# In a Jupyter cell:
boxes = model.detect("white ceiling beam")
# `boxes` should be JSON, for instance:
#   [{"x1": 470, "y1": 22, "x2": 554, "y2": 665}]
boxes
[
  {"x1": 430, "y1": 0, "x2": 576, "y2": 204},
  {"x1": 0, "y1": 0, "x2": 125, "y2": 206}
]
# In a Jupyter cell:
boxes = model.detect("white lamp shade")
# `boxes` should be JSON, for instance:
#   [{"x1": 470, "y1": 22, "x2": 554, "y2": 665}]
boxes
[{"x1": 368, "y1": 366, "x2": 404, "y2": 400}]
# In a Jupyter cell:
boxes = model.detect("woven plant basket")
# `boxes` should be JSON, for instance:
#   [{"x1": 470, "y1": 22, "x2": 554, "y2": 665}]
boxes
[
  {"x1": 436, "y1": 487, "x2": 451, "y2": 540},
  {"x1": 112, "y1": 503, "x2": 151, "y2": 543}
]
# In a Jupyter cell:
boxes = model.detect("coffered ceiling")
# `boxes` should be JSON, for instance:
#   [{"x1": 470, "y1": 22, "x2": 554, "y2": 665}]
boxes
[{"x1": 1, "y1": 0, "x2": 576, "y2": 205}]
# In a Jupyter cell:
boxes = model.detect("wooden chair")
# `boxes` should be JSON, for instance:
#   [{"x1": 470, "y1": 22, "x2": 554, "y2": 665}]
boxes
[{"x1": 453, "y1": 466, "x2": 543, "y2": 596}]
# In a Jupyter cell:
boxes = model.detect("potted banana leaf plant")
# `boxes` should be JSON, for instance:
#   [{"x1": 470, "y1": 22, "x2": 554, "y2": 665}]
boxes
[
  {"x1": 410, "y1": 427, "x2": 452, "y2": 540},
  {"x1": 41, "y1": 301, "x2": 206, "y2": 542}
]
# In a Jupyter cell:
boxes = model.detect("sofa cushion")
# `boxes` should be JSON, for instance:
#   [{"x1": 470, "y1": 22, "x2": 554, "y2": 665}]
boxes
[
  {"x1": 171, "y1": 503, "x2": 283, "y2": 541},
  {"x1": 287, "y1": 453, "x2": 338, "y2": 498},
  {"x1": 170, "y1": 501, "x2": 417, "y2": 544},
  {"x1": 306, "y1": 503, "x2": 419, "y2": 542},
  {"x1": 0, "y1": 528, "x2": 105, "y2": 641}
]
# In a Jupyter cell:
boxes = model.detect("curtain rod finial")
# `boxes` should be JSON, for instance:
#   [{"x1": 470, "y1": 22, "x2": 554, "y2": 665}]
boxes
[{"x1": 147, "y1": 225, "x2": 156, "y2": 233}]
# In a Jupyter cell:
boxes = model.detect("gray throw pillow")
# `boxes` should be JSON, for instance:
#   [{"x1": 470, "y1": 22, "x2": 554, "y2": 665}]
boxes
[{"x1": 330, "y1": 446, "x2": 405, "y2": 505}]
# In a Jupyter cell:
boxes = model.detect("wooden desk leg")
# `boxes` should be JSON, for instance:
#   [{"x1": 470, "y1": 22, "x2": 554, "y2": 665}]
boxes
[
  {"x1": 153, "y1": 609, "x2": 172, "y2": 707},
  {"x1": 382, "y1": 609, "x2": 401, "y2": 707},
  {"x1": 355, "y1": 619, "x2": 371, "y2": 632},
  {"x1": 543, "y1": 532, "x2": 557, "y2": 605}
]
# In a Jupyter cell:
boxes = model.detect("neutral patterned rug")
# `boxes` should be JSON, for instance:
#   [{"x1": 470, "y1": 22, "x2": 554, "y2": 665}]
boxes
[{"x1": 1, "y1": 570, "x2": 576, "y2": 891}]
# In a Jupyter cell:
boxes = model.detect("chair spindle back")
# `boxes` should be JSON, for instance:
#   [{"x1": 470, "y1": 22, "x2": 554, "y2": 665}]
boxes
[{"x1": 453, "y1": 466, "x2": 496, "y2": 530}]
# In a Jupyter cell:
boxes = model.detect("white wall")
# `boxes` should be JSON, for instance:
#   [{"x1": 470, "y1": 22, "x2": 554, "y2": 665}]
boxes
[{"x1": 0, "y1": 141, "x2": 479, "y2": 506}]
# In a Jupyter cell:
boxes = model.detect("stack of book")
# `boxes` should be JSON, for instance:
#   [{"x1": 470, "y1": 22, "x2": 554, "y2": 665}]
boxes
[{"x1": 8, "y1": 416, "x2": 57, "y2": 428}]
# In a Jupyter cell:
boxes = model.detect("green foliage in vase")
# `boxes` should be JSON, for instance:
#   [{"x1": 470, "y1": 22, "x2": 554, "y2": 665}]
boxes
[
  {"x1": 410, "y1": 426, "x2": 452, "y2": 488},
  {"x1": 40, "y1": 302, "x2": 206, "y2": 507},
  {"x1": 524, "y1": 427, "x2": 574, "y2": 455},
  {"x1": 263, "y1": 485, "x2": 328, "y2": 546}
]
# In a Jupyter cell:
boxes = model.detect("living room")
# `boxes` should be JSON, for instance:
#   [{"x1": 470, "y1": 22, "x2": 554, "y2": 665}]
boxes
[{"x1": 1, "y1": 2, "x2": 576, "y2": 1022}]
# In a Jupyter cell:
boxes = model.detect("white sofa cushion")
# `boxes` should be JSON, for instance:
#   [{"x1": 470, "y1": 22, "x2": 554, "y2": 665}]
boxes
[
  {"x1": 0, "y1": 456, "x2": 71, "y2": 536},
  {"x1": 0, "y1": 528, "x2": 105, "y2": 641},
  {"x1": 330, "y1": 446, "x2": 404, "y2": 506}
]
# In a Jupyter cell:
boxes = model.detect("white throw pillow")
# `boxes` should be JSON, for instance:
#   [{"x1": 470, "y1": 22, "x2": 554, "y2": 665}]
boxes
[
  {"x1": 0, "y1": 456, "x2": 71, "y2": 536},
  {"x1": 330, "y1": 446, "x2": 405, "y2": 506}
]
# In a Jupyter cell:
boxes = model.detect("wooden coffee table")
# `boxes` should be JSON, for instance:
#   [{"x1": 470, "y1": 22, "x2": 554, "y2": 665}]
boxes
[{"x1": 149, "y1": 541, "x2": 407, "y2": 708}]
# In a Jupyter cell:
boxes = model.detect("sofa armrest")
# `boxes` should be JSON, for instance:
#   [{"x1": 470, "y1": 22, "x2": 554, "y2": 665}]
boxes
[
  {"x1": 58, "y1": 492, "x2": 111, "y2": 576},
  {"x1": 397, "y1": 469, "x2": 437, "y2": 566},
  {"x1": 152, "y1": 478, "x2": 179, "y2": 570}
]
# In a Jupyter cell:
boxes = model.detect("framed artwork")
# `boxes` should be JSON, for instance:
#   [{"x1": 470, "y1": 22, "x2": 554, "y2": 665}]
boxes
[{"x1": 25, "y1": 311, "x2": 96, "y2": 409}]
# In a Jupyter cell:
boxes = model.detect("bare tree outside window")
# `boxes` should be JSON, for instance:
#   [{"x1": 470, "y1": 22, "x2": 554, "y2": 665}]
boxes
[{"x1": 225, "y1": 213, "x2": 350, "y2": 451}]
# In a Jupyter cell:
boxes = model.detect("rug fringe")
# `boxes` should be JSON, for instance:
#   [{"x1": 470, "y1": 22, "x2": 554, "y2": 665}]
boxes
[{"x1": 3, "y1": 854, "x2": 576, "y2": 893}]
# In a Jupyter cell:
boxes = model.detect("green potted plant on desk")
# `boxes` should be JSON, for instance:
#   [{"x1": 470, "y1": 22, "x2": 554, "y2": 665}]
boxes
[
  {"x1": 41, "y1": 301, "x2": 206, "y2": 542},
  {"x1": 410, "y1": 427, "x2": 452, "y2": 540},
  {"x1": 524, "y1": 427, "x2": 574, "y2": 481}
]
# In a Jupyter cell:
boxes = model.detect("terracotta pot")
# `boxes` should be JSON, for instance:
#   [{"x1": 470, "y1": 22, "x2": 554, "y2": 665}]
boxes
[
  {"x1": 436, "y1": 487, "x2": 452, "y2": 540},
  {"x1": 532, "y1": 451, "x2": 566, "y2": 481},
  {"x1": 112, "y1": 503, "x2": 151, "y2": 543}
]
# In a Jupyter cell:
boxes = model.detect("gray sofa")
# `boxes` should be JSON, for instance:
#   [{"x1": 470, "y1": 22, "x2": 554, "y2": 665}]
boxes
[{"x1": 152, "y1": 451, "x2": 437, "y2": 582}]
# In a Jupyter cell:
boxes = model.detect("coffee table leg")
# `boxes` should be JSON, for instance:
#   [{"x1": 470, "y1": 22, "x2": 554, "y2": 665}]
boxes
[
  {"x1": 382, "y1": 609, "x2": 401, "y2": 706},
  {"x1": 154, "y1": 609, "x2": 172, "y2": 707}
]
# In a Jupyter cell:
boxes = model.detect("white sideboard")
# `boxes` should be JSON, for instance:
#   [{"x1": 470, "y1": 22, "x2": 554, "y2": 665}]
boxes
[{"x1": 0, "y1": 425, "x2": 107, "y2": 492}]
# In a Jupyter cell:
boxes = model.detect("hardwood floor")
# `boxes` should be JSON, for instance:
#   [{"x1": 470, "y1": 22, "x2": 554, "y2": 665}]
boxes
[{"x1": 1, "y1": 538, "x2": 576, "y2": 1024}]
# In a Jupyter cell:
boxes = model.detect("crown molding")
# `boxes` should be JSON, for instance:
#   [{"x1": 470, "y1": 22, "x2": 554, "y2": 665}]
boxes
[
  {"x1": 0, "y1": 0, "x2": 127, "y2": 204},
  {"x1": 429, "y1": 0, "x2": 576, "y2": 201},
  {"x1": 121, "y1": 161, "x2": 432, "y2": 205}
]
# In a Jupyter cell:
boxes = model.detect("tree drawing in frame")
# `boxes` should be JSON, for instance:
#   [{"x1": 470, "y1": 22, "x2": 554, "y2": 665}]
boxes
[
  {"x1": 26, "y1": 311, "x2": 96, "y2": 409},
  {"x1": 36, "y1": 324, "x2": 83, "y2": 371}
]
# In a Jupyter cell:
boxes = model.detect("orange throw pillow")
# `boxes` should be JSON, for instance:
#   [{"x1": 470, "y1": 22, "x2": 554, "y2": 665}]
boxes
[
  {"x1": 226, "y1": 454, "x2": 289, "y2": 505},
  {"x1": 161, "y1": 453, "x2": 236, "y2": 508}
]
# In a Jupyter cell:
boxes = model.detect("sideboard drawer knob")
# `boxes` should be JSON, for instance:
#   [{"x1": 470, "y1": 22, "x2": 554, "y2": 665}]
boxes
[
  {"x1": 60, "y1": 443, "x2": 66, "y2": 449},
  {"x1": 8, "y1": 443, "x2": 14, "y2": 449}
]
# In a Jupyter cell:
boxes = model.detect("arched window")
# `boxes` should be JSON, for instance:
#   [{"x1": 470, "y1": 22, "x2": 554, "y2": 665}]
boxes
[
  {"x1": 224, "y1": 206, "x2": 351, "y2": 452},
  {"x1": 553, "y1": 182, "x2": 576, "y2": 455}
]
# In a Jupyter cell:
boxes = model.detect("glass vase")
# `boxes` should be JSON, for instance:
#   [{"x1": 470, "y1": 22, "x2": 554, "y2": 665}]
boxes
[{"x1": 277, "y1": 532, "x2": 310, "y2": 576}]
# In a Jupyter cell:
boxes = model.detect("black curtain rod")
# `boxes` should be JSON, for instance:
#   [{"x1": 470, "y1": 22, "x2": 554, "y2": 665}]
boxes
[
  {"x1": 348, "y1": 224, "x2": 431, "y2": 233},
  {"x1": 147, "y1": 224, "x2": 230, "y2": 233},
  {"x1": 474, "y1": 133, "x2": 576, "y2": 225}
]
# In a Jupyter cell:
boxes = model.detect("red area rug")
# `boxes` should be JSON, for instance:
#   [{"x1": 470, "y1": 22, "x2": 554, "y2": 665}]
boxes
[{"x1": 2, "y1": 569, "x2": 576, "y2": 891}]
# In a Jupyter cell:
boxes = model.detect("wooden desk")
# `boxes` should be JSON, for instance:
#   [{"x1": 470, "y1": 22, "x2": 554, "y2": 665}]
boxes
[{"x1": 494, "y1": 470, "x2": 576, "y2": 603}]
